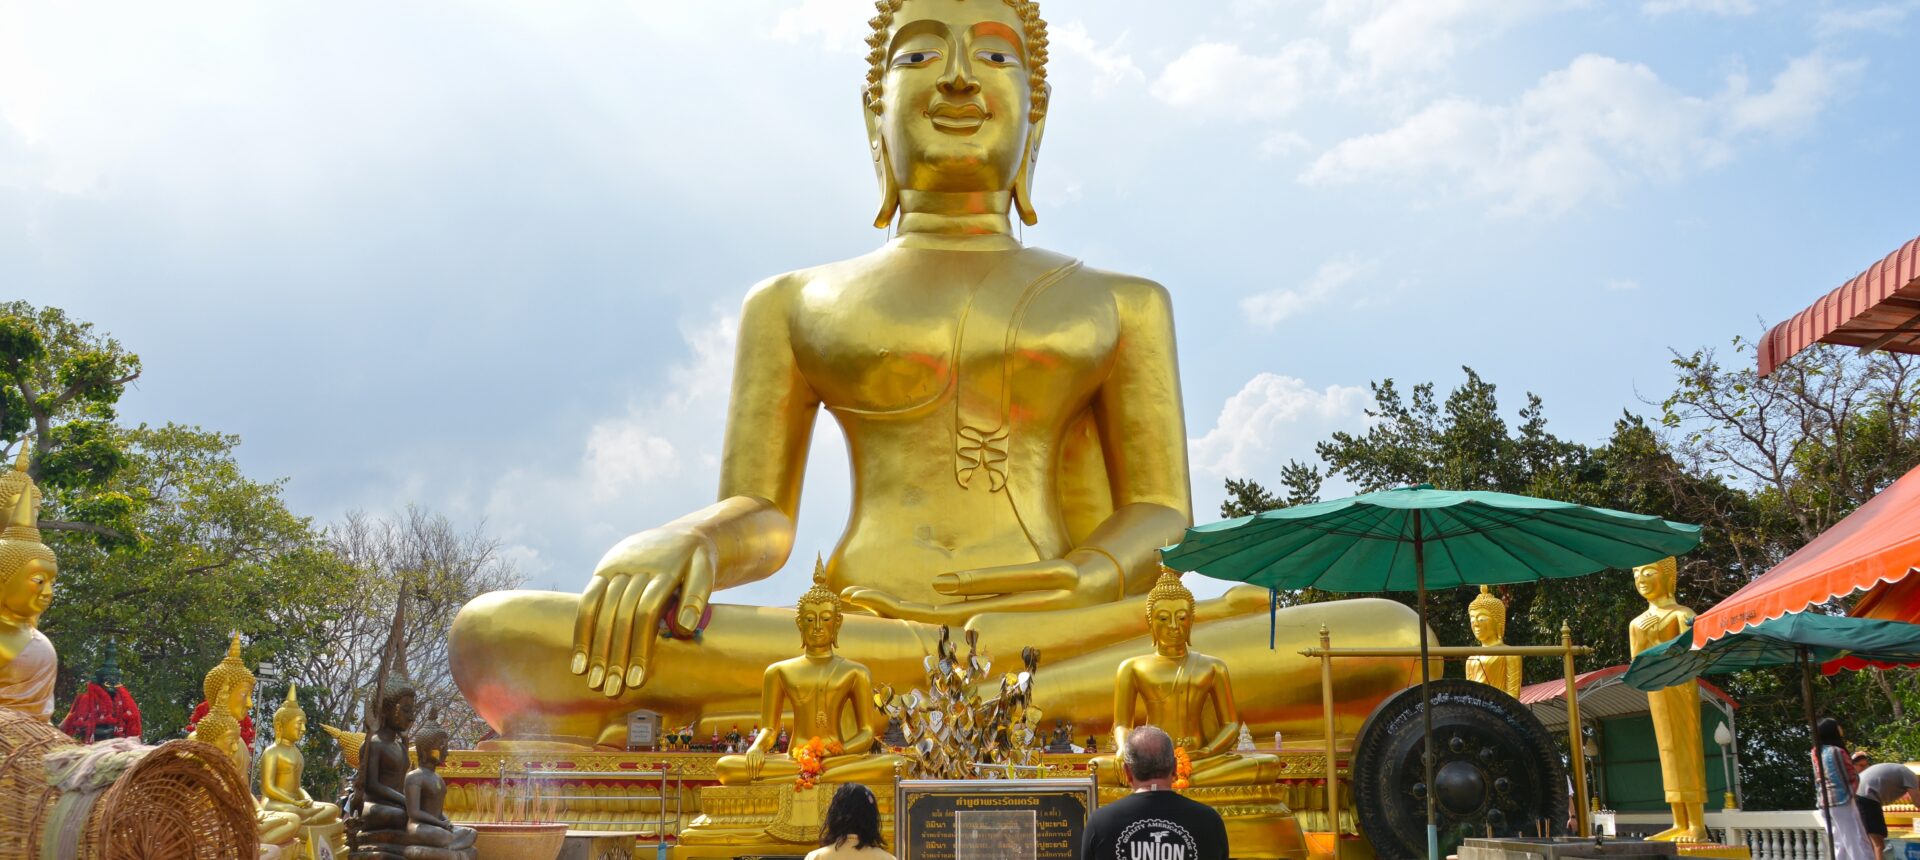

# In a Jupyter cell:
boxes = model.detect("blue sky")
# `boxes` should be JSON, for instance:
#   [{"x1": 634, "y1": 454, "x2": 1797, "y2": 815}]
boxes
[{"x1": 6, "y1": 0, "x2": 1917, "y2": 604}]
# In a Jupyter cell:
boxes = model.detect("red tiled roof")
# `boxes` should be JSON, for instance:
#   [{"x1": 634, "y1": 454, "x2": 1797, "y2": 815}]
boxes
[{"x1": 1758, "y1": 235, "x2": 1920, "y2": 377}]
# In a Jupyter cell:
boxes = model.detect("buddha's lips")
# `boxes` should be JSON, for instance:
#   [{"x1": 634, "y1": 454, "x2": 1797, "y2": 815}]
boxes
[{"x1": 928, "y1": 103, "x2": 988, "y2": 131}]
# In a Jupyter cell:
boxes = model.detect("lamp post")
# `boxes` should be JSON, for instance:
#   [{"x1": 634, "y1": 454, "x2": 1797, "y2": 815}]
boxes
[
  {"x1": 1714, "y1": 720, "x2": 1737, "y2": 811},
  {"x1": 1581, "y1": 731, "x2": 1601, "y2": 813}
]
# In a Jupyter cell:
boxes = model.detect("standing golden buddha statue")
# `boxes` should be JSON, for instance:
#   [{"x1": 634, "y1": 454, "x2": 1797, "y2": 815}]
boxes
[
  {"x1": 260, "y1": 684, "x2": 346, "y2": 853},
  {"x1": 1465, "y1": 586, "x2": 1522, "y2": 698},
  {"x1": 0, "y1": 444, "x2": 58, "y2": 722},
  {"x1": 1630, "y1": 557, "x2": 1707, "y2": 842},
  {"x1": 448, "y1": 0, "x2": 1428, "y2": 749}
]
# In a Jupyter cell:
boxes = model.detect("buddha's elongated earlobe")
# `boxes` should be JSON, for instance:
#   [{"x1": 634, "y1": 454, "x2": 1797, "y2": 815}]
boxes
[
  {"x1": 864, "y1": 95, "x2": 900, "y2": 229},
  {"x1": 1011, "y1": 90, "x2": 1048, "y2": 227}
]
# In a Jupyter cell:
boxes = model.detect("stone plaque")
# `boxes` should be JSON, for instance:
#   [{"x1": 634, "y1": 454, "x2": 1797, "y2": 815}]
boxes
[{"x1": 896, "y1": 779, "x2": 1097, "y2": 860}]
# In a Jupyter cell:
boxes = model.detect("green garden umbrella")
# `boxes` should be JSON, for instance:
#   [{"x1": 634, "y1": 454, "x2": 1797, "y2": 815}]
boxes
[{"x1": 1161, "y1": 484, "x2": 1703, "y2": 860}]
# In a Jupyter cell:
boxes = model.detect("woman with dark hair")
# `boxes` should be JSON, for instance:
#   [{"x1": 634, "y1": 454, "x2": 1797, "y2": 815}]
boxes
[
  {"x1": 1815, "y1": 718, "x2": 1872, "y2": 860},
  {"x1": 807, "y1": 783, "x2": 893, "y2": 860}
]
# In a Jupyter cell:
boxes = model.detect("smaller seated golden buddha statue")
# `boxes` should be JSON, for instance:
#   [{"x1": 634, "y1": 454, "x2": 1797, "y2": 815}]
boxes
[
  {"x1": 714, "y1": 561, "x2": 904, "y2": 787},
  {"x1": 195, "y1": 677, "x2": 304, "y2": 850},
  {"x1": 1464, "y1": 586, "x2": 1522, "y2": 698},
  {"x1": 260, "y1": 684, "x2": 345, "y2": 852},
  {"x1": 0, "y1": 444, "x2": 58, "y2": 722},
  {"x1": 1095, "y1": 568, "x2": 1281, "y2": 789}
]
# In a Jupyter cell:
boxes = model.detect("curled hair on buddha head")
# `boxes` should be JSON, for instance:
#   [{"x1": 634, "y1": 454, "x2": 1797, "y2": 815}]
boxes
[
  {"x1": 862, "y1": 0, "x2": 1051, "y2": 122},
  {"x1": 0, "y1": 442, "x2": 55, "y2": 600},
  {"x1": 413, "y1": 706, "x2": 449, "y2": 760},
  {"x1": 1469, "y1": 586, "x2": 1506, "y2": 627},
  {"x1": 820, "y1": 782, "x2": 887, "y2": 851},
  {"x1": 1145, "y1": 565, "x2": 1194, "y2": 619}
]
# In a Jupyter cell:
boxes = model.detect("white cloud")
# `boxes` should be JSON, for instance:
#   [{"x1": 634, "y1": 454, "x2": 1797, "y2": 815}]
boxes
[
  {"x1": 1643, "y1": 0, "x2": 1758, "y2": 16},
  {"x1": 1302, "y1": 52, "x2": 1857, "y2": 215},
  {"x1": 1191, "y1": 373, "x2": 1372, "y2": 478},
  {"x1": 1051, "y1": 20, "x2": 1145, "y2": 96},
  {"x1": 1317, "y1": 0, "x2": 1563, "y2": 80},
  {"x1": 1723, "y1": 54, "x2": 1866, "y2": 133},
  {"x1": 1259, "y1": 130, "x2": 1312, "y2": 158},
  {"x1": 1149, "y1": 40, "x2": 1335, "y2": 119},
  {"x1": 1604, "y1": 278, "x2": 1640, "y2": 291},
  {"x1": 1815, "y1": 3, "x2": 1914, "y2": 37},
  {"x1": 1241, "y1": 257, "x2": 1376, "y2": 328},
  {"x1": 772, "y1": 0, "x2": 871, "y2": 56}
]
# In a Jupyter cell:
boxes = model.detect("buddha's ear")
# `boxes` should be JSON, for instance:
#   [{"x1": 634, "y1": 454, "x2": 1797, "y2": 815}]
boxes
[
  {"x1": 1011, "y1": 86, "x2": 1050, "y2": 227},
  {"x1": 864, "y1": 93, "x2": 900, "y2": 229}
]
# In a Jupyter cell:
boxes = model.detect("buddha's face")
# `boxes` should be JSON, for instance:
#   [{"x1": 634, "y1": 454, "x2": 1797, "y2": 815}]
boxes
[
  {"x1": 1633, "y1": 563, "x2": 1672, "y2": 601},
  {"x1": 875, "y1": 0, "x2": 1035, "y2": 194},
  {"x1": 223, "y1": 679, "x2": 255, "y2": 719},
  {"x1": 796, "y1": 599, "x2": 841, "y2": 650},
  {"x1": 1, "y1": 556, "x2": 56, "y2": 622},
  {"x1": 1469, "y1": 608, "x2": 1501, "y2": 645},
  {"x1": 416, "y1": 736, "x2": 447, "y2": 769},
  {"x1": 385, "y1": 692, "x2": 417, "y2": 733},
  {"x1": 1150, "y1": 597, "x2": 1193, "y2": 652},
  {"x1": 276, "y1": 710, "x2": 306, "y2": 744}
]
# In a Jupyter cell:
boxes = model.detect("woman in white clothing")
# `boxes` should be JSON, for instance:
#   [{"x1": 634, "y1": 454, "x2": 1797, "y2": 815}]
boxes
[{"x1": 1815, "y1": 718, "x2": 1874, "y2": 860}]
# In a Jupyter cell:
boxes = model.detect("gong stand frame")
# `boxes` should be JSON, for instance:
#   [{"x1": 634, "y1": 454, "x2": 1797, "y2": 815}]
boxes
[{"x1": 1302, "y1": 635, "x2": 1597, "y2": 849}]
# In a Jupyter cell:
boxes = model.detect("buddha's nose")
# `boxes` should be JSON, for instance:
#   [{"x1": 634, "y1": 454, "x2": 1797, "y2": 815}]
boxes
[{"x1": 939, "y1": 52, "x2": 979, "y2": 96}]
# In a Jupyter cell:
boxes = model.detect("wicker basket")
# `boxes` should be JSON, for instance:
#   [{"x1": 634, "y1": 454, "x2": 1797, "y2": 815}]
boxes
[
  {"x1": 0, "y1": 708, "x2": 259, "y2": 859},
  {"x1": 0, "y1": 707, "x2": 75, "y2": 859}
]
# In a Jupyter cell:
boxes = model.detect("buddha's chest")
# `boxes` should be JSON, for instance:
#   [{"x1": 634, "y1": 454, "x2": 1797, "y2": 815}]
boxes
[
  {"x1": 1137, "y1": 659, "x2": 1216, "y2": 708},
  {"x1": 791, "y1": 257, "x2": 1119, "y2": 418}
]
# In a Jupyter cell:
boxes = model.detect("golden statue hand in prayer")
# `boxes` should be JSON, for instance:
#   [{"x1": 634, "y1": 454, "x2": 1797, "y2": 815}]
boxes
[
  {"x1": 1464, "y1": 586, "x2": 1522, "y2": 698},
  {"x1": 259, "y1": 685, "x2": 344, "y2": 829},
  {"x1": 715, "y1": 564, "x2": 904, "y2": 786},
  {"x1": 1631, "y1": 557, "x2": 1708, "y2": 843},
  {"x1": 449, "y1": 0, "x2": 1430, "y2": 749},
  {"x1": 1093, "y1": 570, "x2": 1280, "y2": 788}
]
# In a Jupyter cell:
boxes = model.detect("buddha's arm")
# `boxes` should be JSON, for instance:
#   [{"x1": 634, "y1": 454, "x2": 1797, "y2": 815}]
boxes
[
  {"x1": 1086, "y1": 277, "x2": 1195, "y2": 594},
  {"x1": 840, "y1": 669, "x2": 882, "y2": 756},
  {"x1": 572, "y1": 276, "x2": 817, "y2": 694},
  {"x1": 258, "y1": 753, "x2": 306, "y2": 805},
  {"x1": 1112, "y1": 663, "x2": 1138, "y2": 734},
  {"x1": 747, "y1": 667, "x2": 787, "y2": 765},
  {"x1": 1200, "y1": 662, "x2": 1242, "y2": 757},
  {"x1": 366, "y1": 743, "x2": 408, "y2": 807}
]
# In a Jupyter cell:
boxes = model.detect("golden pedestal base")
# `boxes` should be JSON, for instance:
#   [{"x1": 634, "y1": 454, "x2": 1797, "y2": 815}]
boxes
[
  {"x1": 675, "y1": 782, "x2": 895, "y2": 859},
  {"x1": 1100, "y1": 784, "x2": 1308, "y2": 860}
]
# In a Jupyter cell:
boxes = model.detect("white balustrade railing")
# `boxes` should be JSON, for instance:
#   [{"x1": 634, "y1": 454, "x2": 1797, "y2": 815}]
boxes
[{"x1": 1591, "y1": 810, "x2": 1831, "y2": 860}]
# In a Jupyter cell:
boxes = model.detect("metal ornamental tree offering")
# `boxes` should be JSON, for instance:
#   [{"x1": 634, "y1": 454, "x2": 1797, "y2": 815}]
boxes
[{"x1": 875, "y1": 627, "x2": 1044, "y2": 780}]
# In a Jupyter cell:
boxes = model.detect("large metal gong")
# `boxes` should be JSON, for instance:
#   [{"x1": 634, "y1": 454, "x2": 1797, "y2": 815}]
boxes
[{"x1": 1350, "y1": 679, "x2": 1570, "y2": 860}]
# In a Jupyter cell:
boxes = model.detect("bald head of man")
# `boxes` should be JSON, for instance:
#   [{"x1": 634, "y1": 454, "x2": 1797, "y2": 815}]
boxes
[{"x1": 1122, "y1": 726, "x2": 1177, "y2": 786}]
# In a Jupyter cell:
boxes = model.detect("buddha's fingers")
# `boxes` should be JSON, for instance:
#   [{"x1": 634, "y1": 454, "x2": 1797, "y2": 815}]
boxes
[
  {"x1": 603, "y1": 573, "x2": 654, "y2": 698},
  {"x1": 932, "y1": 561, "x2": 1077, "y2": 596},
  {"x1": 572, "y1": 576, "x2": 614, "y2": 675},
  {"x1": 673, "y1": 552, "x2": 714, "y2": 636},
  {"x1": 588, "y1": 574, "x2": 634, "y2": 690},
  {"x1": 623, "y1": 574, "x2": 680, "y2": 692}
]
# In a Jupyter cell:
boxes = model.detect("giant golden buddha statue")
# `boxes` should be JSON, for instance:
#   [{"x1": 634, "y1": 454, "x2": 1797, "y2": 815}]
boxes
[
  {"x1": 0, "y1": 445, "x2": 58, "y2": 722},
  {"x1": 449, "y1": 0, "x2": 1427, "y2": 748},
  {"x1": 1630, "y1": 557, "x2": 1707, "y2": 842}
]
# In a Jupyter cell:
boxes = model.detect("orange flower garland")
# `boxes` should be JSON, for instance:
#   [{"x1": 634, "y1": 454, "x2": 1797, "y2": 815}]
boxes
[
  {"x1": 1173, "y1": 747, "x2": 1193, "y2": 790},
  {"x1": 793, "y1": 736, "x2": 843, "y2": 791}
]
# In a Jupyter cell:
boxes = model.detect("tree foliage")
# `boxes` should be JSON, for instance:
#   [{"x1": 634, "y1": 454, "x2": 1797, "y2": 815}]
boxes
[{"x1": 1223, "y1": 343, "x2": 1920, "y2": 810}]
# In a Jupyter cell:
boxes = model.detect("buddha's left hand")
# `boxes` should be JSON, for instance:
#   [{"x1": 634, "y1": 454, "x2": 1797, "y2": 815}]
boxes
[{"x1": 842, "y1": 556, "x2": 1120, "y2": 624}]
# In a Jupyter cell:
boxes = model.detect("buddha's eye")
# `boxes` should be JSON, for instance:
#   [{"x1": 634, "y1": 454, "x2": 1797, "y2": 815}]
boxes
[
  {"x1": 975, "y1": 50, "x2": 1019, "y2": 67},
  {"x1": 892, "y1": 49, "x2": 940, "y2": 68}
]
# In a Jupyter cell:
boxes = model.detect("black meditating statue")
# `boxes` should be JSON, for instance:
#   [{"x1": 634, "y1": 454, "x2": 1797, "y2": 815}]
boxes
[
  {"x1": 347, "y1": 673, "x2": 417, "y2": 858},
  {"x1": 402, "y1": 713, "x2": 477, "y2": 860}
]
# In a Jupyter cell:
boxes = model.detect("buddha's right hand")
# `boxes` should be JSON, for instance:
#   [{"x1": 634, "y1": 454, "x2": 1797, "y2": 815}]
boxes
[{"x1": 571, "y1": 525, "x2": 717, "y2": 697}]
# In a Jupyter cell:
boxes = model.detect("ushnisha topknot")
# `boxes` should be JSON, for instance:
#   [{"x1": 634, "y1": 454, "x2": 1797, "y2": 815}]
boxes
[
  {"x1": 863, "y1": 0, "x2": 1050, "y2": 122},
  {"x1": 797, "y1": 553, "x2": 841, "y2": 612},
  {"x1": 274, "y1": 682, "x2": 304, "y2": 731},
  {"x1": 203, "y1": 632, "x2": 255, "y2": 709},
  {"x1": 1145, "y1": 565, "x2": 1194, "y2": 618},
  {"x1": 1468, "y1": 585, "x2": 1506, "y2": 628}
]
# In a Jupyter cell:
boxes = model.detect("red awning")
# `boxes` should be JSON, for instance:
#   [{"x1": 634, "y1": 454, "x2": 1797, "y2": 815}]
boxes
[
  {"x1": 1758, "y1": 235, "x2": 1920, "y2": 377},
  {"x1": 1517, "y1": 664, "x2": 1735, "y2": 709},
  {"x1": 1694, "y1": 462, "x2": 1920, "y2": 645}
]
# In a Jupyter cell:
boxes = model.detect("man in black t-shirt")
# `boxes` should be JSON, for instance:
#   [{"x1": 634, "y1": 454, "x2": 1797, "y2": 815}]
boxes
[{"x1": 1081, "y1": 726, "x2": 1230, "y2": 860}]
